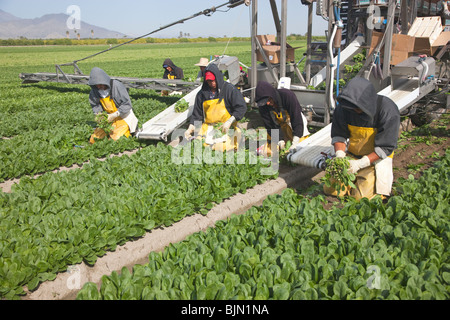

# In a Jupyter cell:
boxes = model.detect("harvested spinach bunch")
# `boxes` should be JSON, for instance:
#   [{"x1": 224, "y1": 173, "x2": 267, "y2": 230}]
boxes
[
  {"x1": 322, "y1": 157, "x2": 356, "y2": 192},
  {"x1": 174, "y1": 99, "x2": 189, "y2": 113},
  {"x1": 95, "y1": 112, "x2": 114, "y2": 135}
]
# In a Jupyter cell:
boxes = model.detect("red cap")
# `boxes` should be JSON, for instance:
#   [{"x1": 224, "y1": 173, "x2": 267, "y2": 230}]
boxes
[{"x1": 205, "y1": 71, "x2": 215, "y2": 81}]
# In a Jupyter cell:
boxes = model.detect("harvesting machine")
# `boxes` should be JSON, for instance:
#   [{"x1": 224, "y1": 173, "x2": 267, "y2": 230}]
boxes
[{"x1": 240, "y1": 0, "x2": 449, "y2": 170}]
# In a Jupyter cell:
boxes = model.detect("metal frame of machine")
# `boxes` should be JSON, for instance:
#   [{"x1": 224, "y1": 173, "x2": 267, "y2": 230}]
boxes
[{"x1": 245, "y1": 0, "x2": 447, "y2": 169}]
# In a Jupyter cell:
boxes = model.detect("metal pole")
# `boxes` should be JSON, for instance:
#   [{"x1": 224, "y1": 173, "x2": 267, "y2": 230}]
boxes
[
  {"x1": 280, "y1": 0, "x2": 287, "y2": 78},
  {"x1": 251, "y1": 0, "x2": 258, "y2": 106},
  {"x1": 382, "y1": 0, "x2": 396, "y2": 81},
  {"x1": 324, "y1": 1, "x2": 335, "y2": 126},
  {"x1": 269, "y1": 0, "x2": 281, "y2": 40},
  {"x1": 306, "y1": 4, "x2": 313, "y2": 85}
]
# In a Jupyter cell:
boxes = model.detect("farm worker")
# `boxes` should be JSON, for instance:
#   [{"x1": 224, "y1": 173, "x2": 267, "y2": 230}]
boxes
[
  {"x1": 162, "y1": 58, "x2": 184, "y2": 80},
  {"x1": 184, "y1": 63, "x2": 247, "y2": 151},
  {"x1": 255, "y1": 81, "x2": 310, "y2": 157},
  {"x1": 88, "y1": 67, "x2": 139, "y2": 144},
  {"x1": 324, "y1": 76, "x2": 400, "y2": 200},
  {"x1": 195, "y1": 57, "x2": 209, "y2": 82}
]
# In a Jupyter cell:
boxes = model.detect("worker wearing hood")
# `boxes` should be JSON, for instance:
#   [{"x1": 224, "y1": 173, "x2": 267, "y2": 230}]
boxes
[
  {"x1": 255, "y1": 81, "x2": 310, "y2": 156},
  {"x1": 184, "y1": 63, "x2": 247, "y2": 151},
  {"x1": 326, "y1": 76, "x2": 400, "y2": 199},
  {"x1": 162, "y1": 58, "x2": 184, "y2": 80},
  {"x1": 88, "y1": 67, "x2": 139, "y2": 144}
]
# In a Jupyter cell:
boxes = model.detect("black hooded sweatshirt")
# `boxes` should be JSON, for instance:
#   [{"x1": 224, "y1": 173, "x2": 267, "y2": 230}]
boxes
[
  {"x1": 255, "y1": 81, "x2": 305, "y2": 142},
  {"x1": 332, "y1": 77, "x2": 400, "y2": 159},
  {"x1": 190, "y1": 64, "x2": 247, "y2": 125},
  {"x1": 162, "y1": 58, "x2": 184, "y2": 79}
]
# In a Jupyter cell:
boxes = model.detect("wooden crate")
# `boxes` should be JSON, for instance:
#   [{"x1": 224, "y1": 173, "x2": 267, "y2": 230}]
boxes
[{"x1": 407, "y1": 16, "x2": 442, "y2": 44}]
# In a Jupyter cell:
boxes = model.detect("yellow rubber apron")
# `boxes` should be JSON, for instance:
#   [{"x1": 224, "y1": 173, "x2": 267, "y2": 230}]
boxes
[
  {"x1": 261, "y1": 109, "x2": 306, "y2": 157},
  {"x1": 89, "y1": 96, "x2": 131, "y2": 144},
  {"x1": 324, "y1": 124, "x2": 394, "y2": 199},
  {"x1": 197, "y1": 98, "x2": 241, "y2": 152}
]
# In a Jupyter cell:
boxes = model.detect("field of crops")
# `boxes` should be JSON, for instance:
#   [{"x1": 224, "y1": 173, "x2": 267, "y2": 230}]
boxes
[
  {"x1": 78, "y1": 150, "x2": 450, "y2": 300},
  {"x1": 0, "y1": 41, "x2": 449, "y2": 304}
]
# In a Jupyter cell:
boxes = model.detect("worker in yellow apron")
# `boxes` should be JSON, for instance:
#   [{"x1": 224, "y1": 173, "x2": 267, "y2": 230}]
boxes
[
  {"x1": 88, "y1": 67, "x2": 139, "y2": 144},
  {"x1": 324, "y1": 77, "x2": 400, "y2": 200},
  {"x1": 184, "y1": 64, "x2": 247, "y2": 152},
  {"x1": 255, "y1": 81, "x2": 310, "y2": 157},
  {"x1": 162, "y1": 58, "x2": 184, "y2": 80}
]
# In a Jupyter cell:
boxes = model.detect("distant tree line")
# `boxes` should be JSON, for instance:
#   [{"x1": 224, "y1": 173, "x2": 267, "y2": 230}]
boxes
[{"x1": 0, "y1": 34, "x2": 325, "y2": 46}]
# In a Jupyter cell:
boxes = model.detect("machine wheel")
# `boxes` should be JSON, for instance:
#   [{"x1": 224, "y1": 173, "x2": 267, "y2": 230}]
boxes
[{"x1": 409, "y1": 101, "x2": 443, "y2": 127}]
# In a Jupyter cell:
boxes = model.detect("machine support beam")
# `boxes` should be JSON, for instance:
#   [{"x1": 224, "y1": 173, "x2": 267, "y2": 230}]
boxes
[
  {"x1": 250, "y1": 0, "x2": 258, "y2": 106},
  {"x1": 280, "y1": 0, "x2": 288, "y2": 78}
]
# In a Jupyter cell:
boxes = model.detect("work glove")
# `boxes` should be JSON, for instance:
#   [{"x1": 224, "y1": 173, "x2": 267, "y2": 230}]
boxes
[
  {"x1": 335, "y1": 150, "x2": 346, "y2": 158},
  {"x1": 348, "y1": 156, "x2": 371, "y2": 174},
  {"x1": 219, "y1": 116, "x2": 236, "y2": 134},
  {"x1": 184, "y1": 124, "x2": 195, "y2": 140},
  {"x1": 289, "y1": 136, "x2": 301, "y2": 152},
  {"x1": 107, "y1": 111, "x2": 120, "y2": 123}
]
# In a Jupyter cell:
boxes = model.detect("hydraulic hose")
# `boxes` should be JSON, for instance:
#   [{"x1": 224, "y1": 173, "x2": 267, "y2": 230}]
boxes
[
  {"x1": 334, "y1": 5, "x2": 342, "y2": 99},
  {"x1": 328, "y1": 24, "x2": 337, "y2": 110}
]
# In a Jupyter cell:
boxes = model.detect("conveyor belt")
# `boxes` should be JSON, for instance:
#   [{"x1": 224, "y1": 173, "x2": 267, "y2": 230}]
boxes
[{"x1": 136, "y1": 86, "x2": 202, "y2": 141}]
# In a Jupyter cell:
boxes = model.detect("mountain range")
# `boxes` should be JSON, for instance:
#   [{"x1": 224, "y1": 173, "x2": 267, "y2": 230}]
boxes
[{"x1": 0, "y1": 10, "x2": 127, "y2": 39}]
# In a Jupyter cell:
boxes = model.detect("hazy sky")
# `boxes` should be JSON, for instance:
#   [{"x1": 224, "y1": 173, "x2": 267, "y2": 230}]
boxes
[{"x1": 0, "y1": 0, "x2": 329, "y2": 38}]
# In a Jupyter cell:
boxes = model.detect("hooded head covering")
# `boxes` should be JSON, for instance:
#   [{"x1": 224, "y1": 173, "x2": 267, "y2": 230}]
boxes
[
  {"x1": 337, "y1": 77, "x2": 378, "y2": 119},
  {"x1": 163, "y1": 58, "x2": 176, "y2": 69},
  {"x1": 255, "y1": 81, "x2": 279, "y2": 107},
  {"x1": 88, "y1": 67, "x2": 111, "y2": 89}
]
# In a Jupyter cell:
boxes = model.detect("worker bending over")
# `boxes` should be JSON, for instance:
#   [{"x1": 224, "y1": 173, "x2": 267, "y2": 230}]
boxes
[
  {"x1": 325, "y1": 77, "x2": 400, "y2": 200},
  {"x1": 184, "y1": 63, "x2": 247, "y2": 151},
  {"x1": 255, "y1": 81, "x2": 310, "y2": 156},
  {"x1": 162, "y1": 58, "x2": 184, "y2": 80},
  {"x1": 88, "y1": 67, "x2": 138, "y2": 144}
]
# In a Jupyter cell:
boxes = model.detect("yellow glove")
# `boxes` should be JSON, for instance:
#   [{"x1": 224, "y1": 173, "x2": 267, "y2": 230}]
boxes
[
  {"x1": 289, "y1": 136, "x2": 301, "y2": 152},
  {"x1": 184, "y1": 124, "x2": 195, "y2": 139},
  {"x1": 335, "y1": 150, "x2": 346, "y2": 158},
  {"x1": 219, "y1": 116, "x2": 236, "y2": 134},
  {"x1": 348, "y1": 156, "x2": 371, "y2": 174},
  {"x1": 107, "y1": 111, "x2": 120, "y2": 123}
]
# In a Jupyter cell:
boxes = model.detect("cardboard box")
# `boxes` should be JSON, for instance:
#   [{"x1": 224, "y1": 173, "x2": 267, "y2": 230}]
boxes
[
  {"x1": 408, "y1": 16, "x2": 447, "y2": 56},
  {"x1": 369, "y1": 31, "x2": 415, "y2": 65},
  {"x1": 391, "y1": 34, "x2": 416, "y2": 65},
  {"x1": 256, "y1": 34, "x2": 300, "y2": 64}
]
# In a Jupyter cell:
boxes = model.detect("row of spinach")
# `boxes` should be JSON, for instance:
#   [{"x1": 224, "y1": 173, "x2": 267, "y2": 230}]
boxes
[
  {"x1": 0, "y1": 81, "x2": 178, "y2": 182},
  {"x1": 77, "y1": 149, "x2": 450, "y2": 300},
  {"x1": 0, "y1": 141, "x2": 276, "y2": 299}
]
